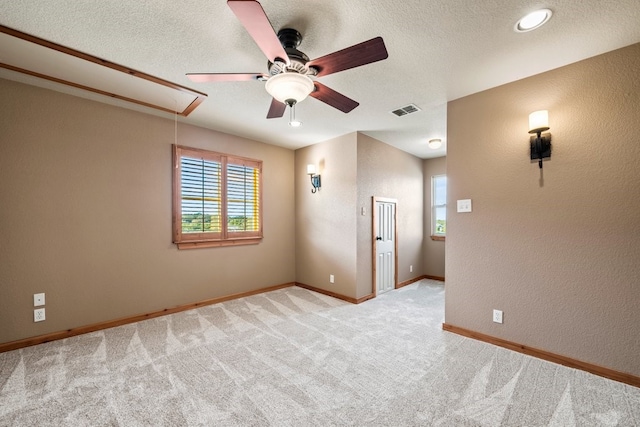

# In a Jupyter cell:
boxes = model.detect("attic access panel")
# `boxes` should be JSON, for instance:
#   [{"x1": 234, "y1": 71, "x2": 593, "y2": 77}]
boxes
[{"x1": 0, "y1": 25, "x2": 207, "y2": 116}]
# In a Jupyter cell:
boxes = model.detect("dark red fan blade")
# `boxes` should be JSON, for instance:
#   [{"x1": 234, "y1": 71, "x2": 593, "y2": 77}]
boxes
[
  {"x1": 310, "y1": 82, "x2": 359, "y2": 113},
  {"x1": 186, "y1": 73, "x2": 266, "y2": 82},
  {"x1": 227, "y1": 0, "x2": 289, "y2": 63},
  {"x1": 307, "y1": 37, "x2": 388, "y2": 77},
  {"x1": 266, "y1": 98, "x2": 286, "y2": 118}
]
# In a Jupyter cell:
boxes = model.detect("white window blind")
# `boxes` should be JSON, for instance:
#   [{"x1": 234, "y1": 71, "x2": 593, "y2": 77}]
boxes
[
  {"x1": 180, "y1": 155, "x2": 222, "y2": 234},
  {"x1": 173, "y1": 145, "x2": 262, "y2": 249},
  {"x1": 226, "y1": 159, "x2": 261, "y2": 237}
]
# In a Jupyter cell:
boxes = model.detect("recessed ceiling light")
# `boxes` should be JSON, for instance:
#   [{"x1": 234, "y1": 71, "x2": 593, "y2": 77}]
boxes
[
  {"x1": 515, "y1": 9, "x2": 552, "y2": 32},
  {"x1": 428, "y1": 139, "x2": 442, "y2": 149}
]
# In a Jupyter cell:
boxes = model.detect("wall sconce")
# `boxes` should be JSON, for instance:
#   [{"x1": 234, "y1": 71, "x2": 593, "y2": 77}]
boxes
[
  {"x1": 528, "y1": 110, "x2": 552, "y2": 169},
  {"x1": 307, "y1": 164, "x2": 321, "y2": 193}
]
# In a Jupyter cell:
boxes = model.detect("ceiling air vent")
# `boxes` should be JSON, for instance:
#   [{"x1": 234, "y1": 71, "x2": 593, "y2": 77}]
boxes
[{"x1": 390, "y1": 103, "x2": 421, "y2": 117}]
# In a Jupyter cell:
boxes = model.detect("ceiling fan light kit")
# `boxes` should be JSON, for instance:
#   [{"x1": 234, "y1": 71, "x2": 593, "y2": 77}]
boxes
[
  {"x1": 265, "y1": 72, "x2": 314, "y2": 105},
  {"x1": 187, "y1": 0, "x2": 388, "y2": 122}
]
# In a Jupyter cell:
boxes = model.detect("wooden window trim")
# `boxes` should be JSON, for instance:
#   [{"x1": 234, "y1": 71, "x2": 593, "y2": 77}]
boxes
[
  {"x1": 430, "y1": 235, "x2": 445, "y2": 241},
  {"x1": 172, "y1": 145, "x2": 263, "y2": 249}
]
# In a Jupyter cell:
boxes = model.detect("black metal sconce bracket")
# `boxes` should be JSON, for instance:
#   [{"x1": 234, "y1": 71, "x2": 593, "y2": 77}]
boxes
[
  {"x1": 310, "y1": 174, "x2": 321, "y2": 193},
  {"x1": 530, "y1": 132, "x2": 552, "y2": 168}
]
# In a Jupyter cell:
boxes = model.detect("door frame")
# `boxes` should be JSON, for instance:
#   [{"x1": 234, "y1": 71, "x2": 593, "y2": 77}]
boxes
[{"x1": 372, "y1": 196, "x2": 398, "y2": 296}]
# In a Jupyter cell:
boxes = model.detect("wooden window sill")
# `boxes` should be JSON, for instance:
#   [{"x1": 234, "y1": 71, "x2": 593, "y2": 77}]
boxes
[
  {"x1": 176, "y1": 238, "x2": 262, "y2": 249},
  {"x1": 431, "y1": 235, "x2": 445, "y2": 241}
]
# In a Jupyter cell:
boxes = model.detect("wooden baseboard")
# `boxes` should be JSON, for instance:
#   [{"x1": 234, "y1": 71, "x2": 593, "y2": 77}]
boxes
[
  {"x1": 442, "y1": 323, "x2": 640, "y2": 388},
  {"x1": 396, "y1": 274, "x2": 444, "y2": 289},
  {"x1": 397, "y1": 276, "x2": 426, "y2": 288},
  {"x1": 294, "y1": 282, "x2": 364, "y2": 304},
  {"x1": 355, "y1": 293, "x2": 375, "y2": 304},
  {"x1": 299, "y1": 275, "x2": 445, "y2": 304},
  {"x1": 397, "y1": 275, "x2": 445, "y2": 288},
  {"x1": 0, "y1": 282, "x2": 295, "y2": 354},
  {"x1": 298, "y1": 275, "x2": 445, "y2": 303}
]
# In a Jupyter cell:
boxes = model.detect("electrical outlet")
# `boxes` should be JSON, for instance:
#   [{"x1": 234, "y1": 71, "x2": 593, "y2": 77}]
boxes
[
  {"x1": 34, "y1": 308, "x2": 46, "y2": 322},
  {"x1": 34, "y1": 293, "x2": 45, "y2": 307},
  {"x1": 493, "y1": 309, "x2": 503, "y2": 324},
  {"x1": 410, "y1": 265, "x2": 413, "y2": 273},
  {"x1": 330, "y1": 274, "x2": 335, "y2": 283}
]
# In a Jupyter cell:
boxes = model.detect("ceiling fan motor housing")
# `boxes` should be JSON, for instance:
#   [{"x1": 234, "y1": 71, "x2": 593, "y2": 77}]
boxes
[
  {"x1": 268, "y1": 28, "x2": 317, "y2": 76},
  {"x1": 277, "y1": 28, "x2": 303, "y2": 49}
]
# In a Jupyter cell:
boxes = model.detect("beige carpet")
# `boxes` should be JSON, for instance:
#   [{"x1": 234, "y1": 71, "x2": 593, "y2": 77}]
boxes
[{"x1": 0, "y1": 280, "x2": 639, "y2": 426}]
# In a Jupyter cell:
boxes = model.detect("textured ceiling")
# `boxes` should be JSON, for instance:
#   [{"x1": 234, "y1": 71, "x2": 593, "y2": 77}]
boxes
[{"x1": 1, "y1": 0, "x2": 639, "y2": 158}]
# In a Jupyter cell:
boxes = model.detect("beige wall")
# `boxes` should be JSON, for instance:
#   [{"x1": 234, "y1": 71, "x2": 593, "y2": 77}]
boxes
[
  {"x1": 0, "y1": 79, "x2": 295, "y2": 344},
  {"x1": 356, "y1": 134, "x2": 424, "y2": 298},
  {"x1": 423, "y1": 156, "x2": 446, "y2": 278},
  {"x1": 445, "y1": 43, "x2": 640, "y2": 376},
  {"x1": 294, "y1": 133, "x2": 358, "y2": 298},
  {"x1": 295, "y1": 133, "x2": 424, "y2": 300}
]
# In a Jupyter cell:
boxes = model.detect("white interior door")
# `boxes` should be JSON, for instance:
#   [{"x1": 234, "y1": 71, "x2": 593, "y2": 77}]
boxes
[{"x1": 374, "y1": 199, "x2": 396, "y2": 295}]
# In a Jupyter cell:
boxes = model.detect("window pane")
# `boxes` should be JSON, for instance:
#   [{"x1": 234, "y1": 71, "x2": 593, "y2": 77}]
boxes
[
  {"x1": 432, "y1": 174, "x2": 446, "y2": 236},
  {"x1": 434, "y1": 206, "x2": 446, "y2": 235},
  {"x1": 227, "y1": 163, "x2": 260, "y2": 232},
  {"x1": 434, "y1": 175, "x2": 447, "y2": 206},
  {"x1": 181, "y1": 156, "x2": 221, "y2": 233}
]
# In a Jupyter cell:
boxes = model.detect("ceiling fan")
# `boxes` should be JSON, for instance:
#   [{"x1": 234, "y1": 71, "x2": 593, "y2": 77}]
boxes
[{"x1": 187, "y1": 0, "x2": 389, "y2": 122}]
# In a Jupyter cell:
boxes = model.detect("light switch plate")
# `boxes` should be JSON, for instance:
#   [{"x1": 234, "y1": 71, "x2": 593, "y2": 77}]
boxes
[
  {"x1": 457, "y1": 199, "x2": 472, "y2": 213},
  {"x1": 34, "y1": 293, "x2": 45, "y2": 307}
]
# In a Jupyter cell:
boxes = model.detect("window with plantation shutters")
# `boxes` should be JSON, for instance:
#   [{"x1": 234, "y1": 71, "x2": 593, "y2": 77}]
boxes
[{"x1": 173, "y1": 145, "x2": 262, "y2": 249}]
